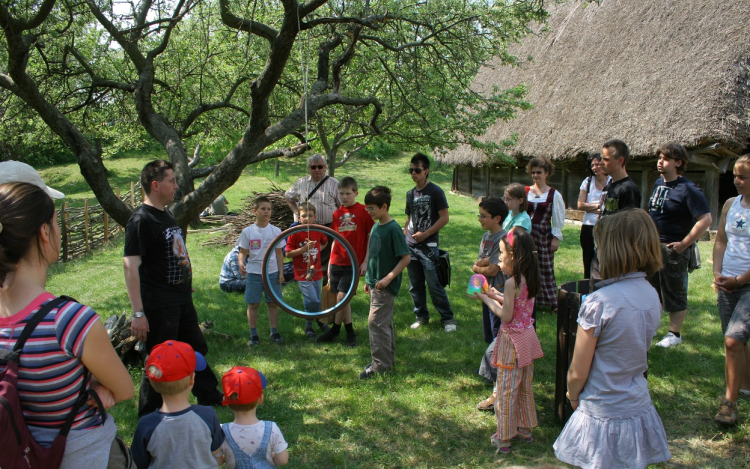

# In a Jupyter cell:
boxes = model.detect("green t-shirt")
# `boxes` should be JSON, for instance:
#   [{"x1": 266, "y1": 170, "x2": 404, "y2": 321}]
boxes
[{"x1": 366, "y1": 219, "x2": 410, "y2": 297}]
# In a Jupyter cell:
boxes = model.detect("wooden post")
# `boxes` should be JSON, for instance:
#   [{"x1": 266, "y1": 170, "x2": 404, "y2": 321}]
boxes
[
  {"x1": 640, "y1": 169, "x2": 650, "y2": 209},
  {"x1": 130, "y1": 181, "x2": 135, "y2": 208},
  {"x1": 561, "y1": 164, "x2": 569, "y2": 208},
  {"x1": 84, "y1": 200, "x2": 90, "y2": 252},
  {"x1": 705, "y1": 169, "x2": 720, "y2": 230},
  {"x1": 61, "y1": 202, "x2": 69, "y2": 262},
  {"x1": 467, "y1": 166, "x2": 473, "y2": 196},
  {"x1": 103, "y1": 210, "x2": 109, "y2": 242},
  {"x1": 275, "y1": 160, "x2": 280, "y2": 178}
]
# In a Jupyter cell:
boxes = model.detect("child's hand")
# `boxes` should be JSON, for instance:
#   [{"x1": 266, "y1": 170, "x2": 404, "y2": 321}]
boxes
[
  {"x1": 375, "y1": 276, "x2": 392, "y2": 290},
  {"x1": 278, "y1": 274, "x2": 285, "y2": 284},
  {"x1": 364, "y1": 283, "x2": 371, "y2": 294}
]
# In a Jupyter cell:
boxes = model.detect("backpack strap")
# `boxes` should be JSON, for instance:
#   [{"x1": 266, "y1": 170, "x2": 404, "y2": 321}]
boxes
[
  {"x1": 11, "y1": 297, "x2": 69, "y2": 354},
  {"x1": 7, "y1": 295, "x2": 106, "y2": 437}
]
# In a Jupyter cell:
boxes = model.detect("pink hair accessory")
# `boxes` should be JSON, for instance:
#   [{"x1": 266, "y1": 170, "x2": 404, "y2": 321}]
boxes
[{"x1": 506, "y1": 230, "x2": 515, "y2": 246}]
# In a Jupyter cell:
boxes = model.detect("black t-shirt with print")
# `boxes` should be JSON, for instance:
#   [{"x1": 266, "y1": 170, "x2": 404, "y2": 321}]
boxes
[
  {"x1": 405, "y1": 181, "x2": 449, "y2": 246},
  {"x1": 648, "y1": 176, "x2": 710, "y2": 243},
  {"x1": 124, "y1": 204, "x2": 192, "y2": 307},
  {"x1": 601, "y1": 176, "x2": 641, "y2": 217}
]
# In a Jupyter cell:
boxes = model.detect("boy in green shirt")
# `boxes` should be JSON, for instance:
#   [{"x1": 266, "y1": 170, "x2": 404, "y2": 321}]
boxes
[{"x1": 360, "y1": 186, "x2": 411, "y2": 379}]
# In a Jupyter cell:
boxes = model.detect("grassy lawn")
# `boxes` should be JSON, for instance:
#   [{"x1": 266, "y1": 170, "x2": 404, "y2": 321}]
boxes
[{"x1": 42, "y1": 152, "x2": 748, "y2": 468}]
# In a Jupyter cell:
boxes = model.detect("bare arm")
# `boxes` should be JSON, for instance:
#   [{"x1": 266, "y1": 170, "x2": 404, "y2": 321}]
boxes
[
  {"x1": 577, "y1": 188, "x2": 600, "y2": 212},
  {"x1": 273, "y1": 448, "x2": 289, "y2": 465},
  {"x1": 238, "y1": 248, "x2": 248, "y2": 275},
  {"x1": 566, "y1": 325, "x2": 598, "y2": 409},
  {"x1": 124, "y1": 255, "x2": 149, "y2": 340},
  {"x1": 359, "y1": 233, "x2": 371, "y2": 276},
  {"x1": 472, "y1": 259, "x2": 500, "y2": 277},
  {"x1": 82, "y1": 319, "x2": 135, "y2": 405},
  {"x1": 375, "y1": 254, "x2": 411, "y2": 290},
  {"x1": 668, "y1": 212, "x2": 712, "y2": 253},
  {"x1": 713, "y1": 198, "x2": 739, "y2": 291}
]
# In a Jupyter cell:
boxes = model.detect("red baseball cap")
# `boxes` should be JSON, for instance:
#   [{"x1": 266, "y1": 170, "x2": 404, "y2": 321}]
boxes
[
  {"x1": 222, "y1": 366, "x2": 267, "y2": 405},
  {"x1": 146, "y1": 341, "x2": 207, "y2": 382}
]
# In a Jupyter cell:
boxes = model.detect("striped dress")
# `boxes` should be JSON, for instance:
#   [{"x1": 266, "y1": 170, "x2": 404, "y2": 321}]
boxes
[
  {"x1": 492, "y1": 281, "x2": 543, "y2": 441},
  {"x1": 0, "y1": 292, "x2": 102, "y2": 430}
]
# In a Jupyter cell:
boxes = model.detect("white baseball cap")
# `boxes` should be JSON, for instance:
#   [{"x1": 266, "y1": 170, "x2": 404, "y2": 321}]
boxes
[{"x1": 0, "y1": 160, "x2": 65, "y2": 199}]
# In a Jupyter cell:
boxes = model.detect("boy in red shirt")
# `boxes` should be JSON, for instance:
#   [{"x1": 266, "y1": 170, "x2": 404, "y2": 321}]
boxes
[
  {"x1": 317, "y1": 177, "x2": 374, "y2": 346},
  {"x1": 285, "y1": 202, "x2": 328, "y2": 338}
]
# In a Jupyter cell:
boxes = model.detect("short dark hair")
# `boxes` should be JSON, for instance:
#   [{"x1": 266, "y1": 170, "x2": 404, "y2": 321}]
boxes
[
  {"x1": 478, "y1": 196, "x2": 509, "y2": 222},
  {"x1": 602, "y1": 139, "x2": 630, "y2": 166},
  {"x1": 140, "y1": 160, "x2": 174, "y2": 195},
  {"x1": 526, "y1": 157, "x2": 554, "y2": 177},
  {"x1": 298, "y1": 201, "x2": 316, "y2": 214},
  {"x1": 338, "y1": 176, "x2": 358, "y2": 192},
  {"x1": 364, "y1": 185, "x2": 392, "y2": 209},
  {"x1": 253, "y1": 196, "x2": 272, "y2": 209},
  {"x1": 655, "y1": 142, "x2": 689, "y2": 174},
  {"x1": 410, "y1": 153, "x2": 431, "y2": 170},
  {"x1": 587, "y1": 153, "x2": 602, "y2": 176}
]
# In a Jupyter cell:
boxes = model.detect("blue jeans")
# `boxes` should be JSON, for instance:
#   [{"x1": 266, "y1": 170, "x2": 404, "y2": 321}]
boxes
[
  {"x1": 407, "y1": 244, "x2": 454, "y2": 324},
  {"x1": 298, "y1": 279, "x2": 322, "y2": 313}
]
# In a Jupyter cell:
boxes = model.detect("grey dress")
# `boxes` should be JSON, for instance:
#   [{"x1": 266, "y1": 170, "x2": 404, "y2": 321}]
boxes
[{"x1": 553, "y1": 272, "x2": 670, "y2": 469}]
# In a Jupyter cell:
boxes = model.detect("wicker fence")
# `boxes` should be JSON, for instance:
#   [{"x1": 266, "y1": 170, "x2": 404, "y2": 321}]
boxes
[{"x1": 57, "y1": 181, "x2": 143, "y2": 262}]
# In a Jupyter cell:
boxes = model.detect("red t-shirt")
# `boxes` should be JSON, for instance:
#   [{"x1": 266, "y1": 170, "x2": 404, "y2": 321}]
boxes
[
  {"x1": 285, "y1": 230, "x2": 328, "y2": 281},
  {"x1": 329, "y1": 203, "x2": 375, "y2": 267}
]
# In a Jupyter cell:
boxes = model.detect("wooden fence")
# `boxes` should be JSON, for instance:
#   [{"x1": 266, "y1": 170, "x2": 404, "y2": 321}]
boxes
[{"x1": 57, "y1": 181, "x2": 143, "y2": 262}]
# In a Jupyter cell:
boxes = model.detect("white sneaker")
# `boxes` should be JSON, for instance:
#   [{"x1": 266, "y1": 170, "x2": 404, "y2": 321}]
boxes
[
  {"x1": 444, "y1": 323, "x2": 457, "y2": 332},
  {"x1": 410, "y1": 320, "x2": 427, "y2": 330},
  {"x1": 656, "y1": 332, "x2": 682, "y2": 348}
]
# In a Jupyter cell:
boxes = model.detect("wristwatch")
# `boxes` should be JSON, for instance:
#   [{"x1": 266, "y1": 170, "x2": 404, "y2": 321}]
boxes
[{"x1": 133, "y1": 311, "x2": 144, "y2": 319}]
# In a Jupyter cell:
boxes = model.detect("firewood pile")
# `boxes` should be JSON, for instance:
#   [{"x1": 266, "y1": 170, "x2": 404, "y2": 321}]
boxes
[
  {"x1": 105, "y1": 315, "x2": 232, "y2": 367},
  {"x1": 201, "y1": 184, "x2": 296, "y2": 247}
]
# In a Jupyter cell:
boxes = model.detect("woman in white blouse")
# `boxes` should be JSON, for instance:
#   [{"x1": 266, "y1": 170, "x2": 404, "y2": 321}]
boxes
[
  {"x1": 577, "y1": 154, "x2": 611, "y2": 279},
  {"x1": 526, "y1": 157, "x2": 565, "y2": 312}
]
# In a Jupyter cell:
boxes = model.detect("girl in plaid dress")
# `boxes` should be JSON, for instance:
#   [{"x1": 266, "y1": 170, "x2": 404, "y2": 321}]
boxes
[{"x1": 473, "y1": 227, "x2": 543, "y2": 454}]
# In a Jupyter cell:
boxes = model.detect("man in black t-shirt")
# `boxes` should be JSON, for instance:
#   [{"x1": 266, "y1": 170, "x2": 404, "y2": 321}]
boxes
[
  {"x1": 600, "y1": 139, "x2": 641, "y2": 216},
  {"x1": 648, "y1": 143, "x2": 712, "y2": 348},
  {"x1": 405, "y1": 153, "x2": 456, "y2": 332},
  {"x1": 124, "y1": 160, "x2": 223, "y2": 417}
]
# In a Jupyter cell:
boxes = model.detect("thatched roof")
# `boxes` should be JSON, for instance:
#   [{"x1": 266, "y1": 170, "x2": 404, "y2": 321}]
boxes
[{"x1": 439, "y1": 0, "x2": 750, "y2": 167}]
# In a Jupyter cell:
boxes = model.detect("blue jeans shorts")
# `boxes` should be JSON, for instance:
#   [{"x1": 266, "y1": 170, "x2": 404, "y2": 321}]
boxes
[{"x1": 245, "y1": 271, "x2": 282, "y2": 305}]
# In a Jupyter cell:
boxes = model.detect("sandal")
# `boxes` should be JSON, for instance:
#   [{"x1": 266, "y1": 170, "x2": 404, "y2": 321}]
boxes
[
  {"x1": 477, "y1": 394, "x2": 496, "y2": 412},
  {"x1": 490, "y1": 435, "x2": 511, "y2": 454},
  {"x1": 510, "y1": 430, "x2": 533, "y2": 442}
]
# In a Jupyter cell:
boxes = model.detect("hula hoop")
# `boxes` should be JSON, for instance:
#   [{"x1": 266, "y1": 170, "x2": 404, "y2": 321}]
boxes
[{"x1": 261, "y1": 224, "x2": 360, "y2": 319}]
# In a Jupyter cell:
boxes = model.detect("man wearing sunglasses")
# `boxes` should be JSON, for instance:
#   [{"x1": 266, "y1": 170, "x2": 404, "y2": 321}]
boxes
[
  {"x1": 285, "y1": 154, "x2": 341, "y2": 227},
  {"x1": 405, "y1": 153, "x2": 456, "y2": 332}
]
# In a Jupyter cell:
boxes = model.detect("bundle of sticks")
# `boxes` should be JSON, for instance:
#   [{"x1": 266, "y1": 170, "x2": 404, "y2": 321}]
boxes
[{"x1": 201, "y1": 184, "x2": 296, "y2": 247}]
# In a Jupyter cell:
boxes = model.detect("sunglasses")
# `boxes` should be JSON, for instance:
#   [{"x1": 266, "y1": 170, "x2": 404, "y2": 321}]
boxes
[
  {"x1": 309, "y1": 165, "x2": 325, "y2": 170},
  {"x1": 408, "y1": 168, "x2": 425, "y2": 174}
]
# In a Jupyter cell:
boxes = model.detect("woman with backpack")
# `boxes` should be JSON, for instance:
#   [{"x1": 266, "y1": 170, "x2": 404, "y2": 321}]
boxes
[
  {"x1": 0, "y1": 161, "x2": 134, "y2": 468},
  {"x1": 577, "y1": 153, "x2": 611, "y2": 279}
]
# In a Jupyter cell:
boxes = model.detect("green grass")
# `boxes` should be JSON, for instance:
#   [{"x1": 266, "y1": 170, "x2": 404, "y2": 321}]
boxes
[{"x1": 43, "y1": 152, "x2": 749, "y2": 468}]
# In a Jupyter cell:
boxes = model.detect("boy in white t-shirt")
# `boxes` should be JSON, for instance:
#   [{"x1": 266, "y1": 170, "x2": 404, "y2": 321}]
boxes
[
  {"x1": 238, "y1": 196, "x2": 286, "y2": 346},
  {"x1": 220, "y1": 366, "x2": 289, "y2": 468}
]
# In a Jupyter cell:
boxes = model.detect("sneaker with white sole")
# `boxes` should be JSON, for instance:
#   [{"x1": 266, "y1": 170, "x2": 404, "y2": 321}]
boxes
[
  {"x1": 410, "y1": 320, "x2": 428, "y2": 330},
  {"x1": 655, "y1": 332, "x2": 682, "y2": 348},
  {"x1": 444, "y1": 323, "x2": 457, "y2": 332}
]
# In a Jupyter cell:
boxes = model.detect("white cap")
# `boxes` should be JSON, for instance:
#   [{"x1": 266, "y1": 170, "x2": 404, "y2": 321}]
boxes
[{"x1": 0, "y1": 160, "x2": 65, "y2": 199}]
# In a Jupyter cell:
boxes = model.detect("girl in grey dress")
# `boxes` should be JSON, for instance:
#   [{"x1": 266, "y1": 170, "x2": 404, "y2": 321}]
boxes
[{"x1": 554, "y1": 209, "x2": 671, "y2": 469}]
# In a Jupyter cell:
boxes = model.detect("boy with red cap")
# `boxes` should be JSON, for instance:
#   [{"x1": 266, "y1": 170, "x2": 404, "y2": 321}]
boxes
[
  {"x1": 219, "y1": 366, "x2": 289, "y2": 468},
  {"x1": 131, "y1": 341, "x2": 225, "y2": 469}
]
